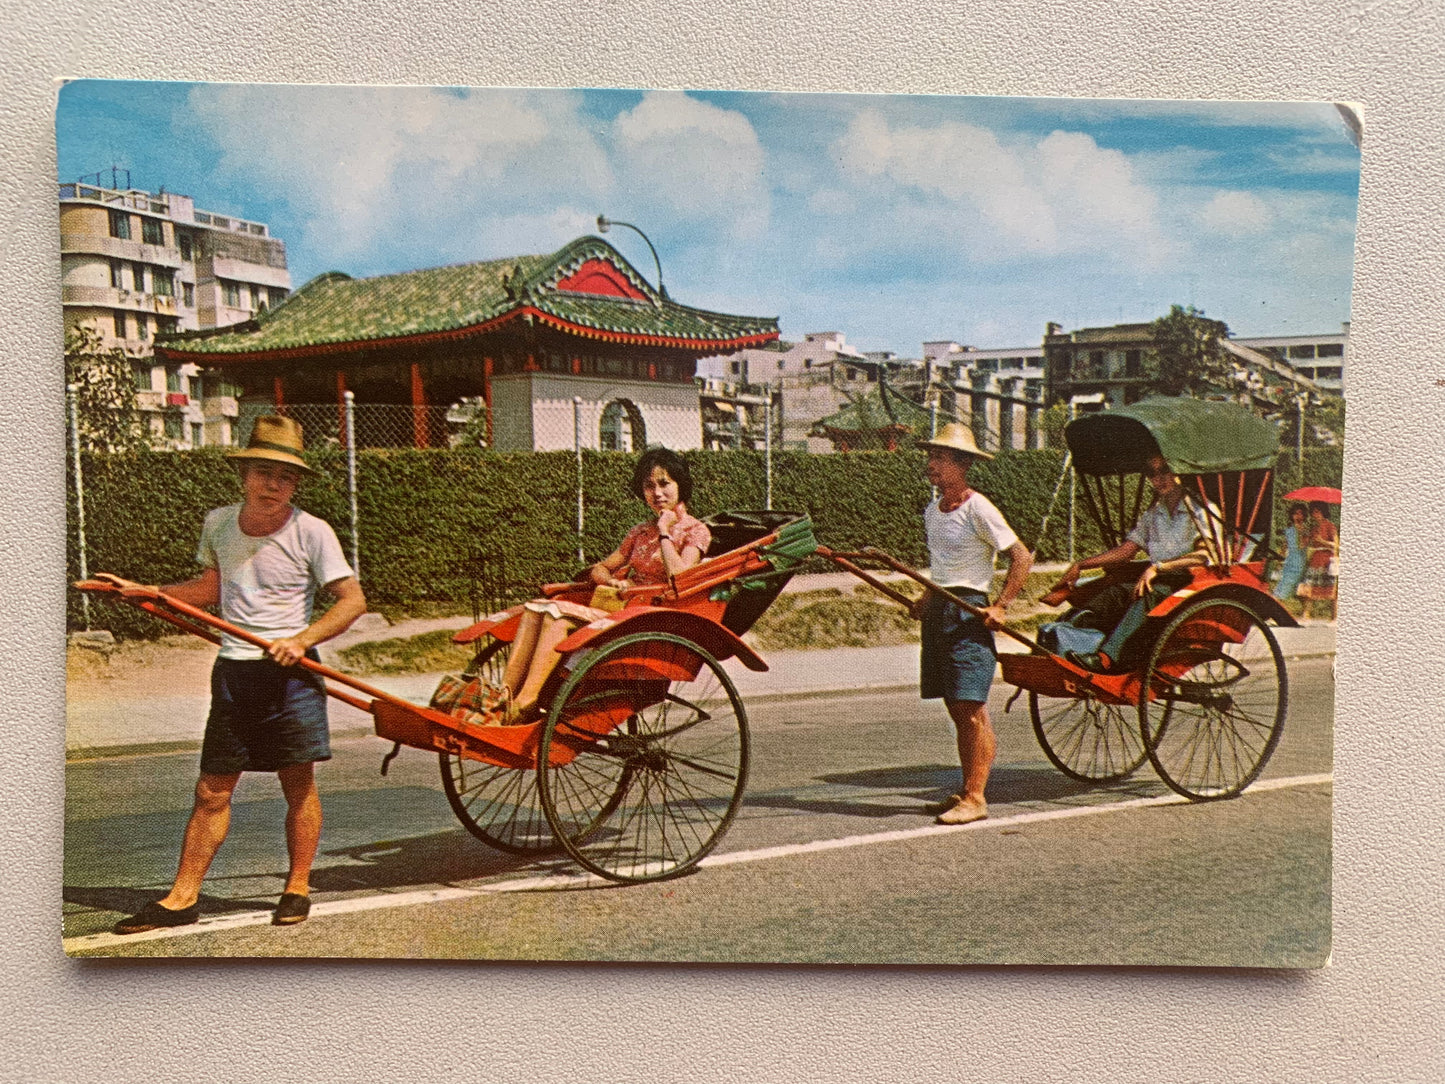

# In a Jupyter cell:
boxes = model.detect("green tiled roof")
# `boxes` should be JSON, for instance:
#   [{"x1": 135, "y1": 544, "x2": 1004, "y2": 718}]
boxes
[
  {"x1": 158, "y1": 236, "x2": 778, "y2": 360},
  {"x1": 812, "y1": 387, "x2": 933, "y2": 434}
]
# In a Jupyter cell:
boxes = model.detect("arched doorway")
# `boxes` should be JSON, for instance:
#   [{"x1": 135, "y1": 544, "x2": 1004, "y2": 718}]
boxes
[{"x1": 600, "y1": 398, "x2": 646, "y2": 452}]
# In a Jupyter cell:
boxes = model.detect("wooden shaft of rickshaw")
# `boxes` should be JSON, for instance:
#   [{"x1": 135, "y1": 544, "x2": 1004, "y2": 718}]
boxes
[
  {"x1": 78, "y1": 582, "x2": 397, "y2": 713},
  {"x1": 814, "y1": 545, "x2": 1040, "y2": 652}
]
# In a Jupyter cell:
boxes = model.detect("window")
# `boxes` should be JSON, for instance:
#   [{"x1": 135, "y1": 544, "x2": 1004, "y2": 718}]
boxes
[
  {"x1": 141, "y1": 218, "x2": 164, "y2": 245},
  {"x1": 729, "y1": 361, "x2": 741, "y2": 375},
  {"x1": 182, "y1": 282, "x2": 194, "y2": 307},
  {"x1": 1089, "y1": 350, "x2": 1106, "y2": 378},
  {"x1": 222, "y1": 281, "x2": 240, "y2": 308},
  {"x1": 153, "y1": 270, "x2": 173, "y2": 297},
  {"x1": 178, "y1": 233, "x2": 193, "y2": 261},
  {"x1": 599, "y1": 399, "x2": 646, "y2": 452},
  {"x1": 1288, "y1": 344, "x2": 1316, "y2": 359},
  {"x1": 108, "y1": 210, "x2": 131, "y2": 240},
  {"x1": 191, "y1": 423, "x2": 204, "y2": 448},
  {"x1": 270, "y1": 287, "x2": 288, "y2": 303},
  {"x1": 157, "y1": 316, "x2": 178, "y2": 336},
  {"x1": 133, "y1": 361, "x2": 152, "y2": 390},
  {"x1": 131, "y1": 263, "x2": 145, "y2": 292},
  {"x1": 113, "y1": 310, "x2": 128, "y2": 339},
  {"x1": 138, "y1": 315, "x2": 150, "y2": 341},
  {"x1": 1317, "y1": 342, "x2": 1344, "y2": 358},
  {"x1": 189, "y1": 374, "x2": 203, "y2": 400},
  {"x1": 164, "y1": 413, "x2": 184, "y2": 441},
  {"x1": 1317, "y1": 366, "x2": 1343, "y2": 380},
  {"x1": 778, "y1": 359, "x2": 785, "y2": 370},
  {"x1": 110, "y1": 261, "x2": 123, "y2": 289},
  {"x1": 1125, "y1": 349, "x2": 1143, "y2": 378},
  {"x1": 166, "y1": 366, "x2": 182, "y2": 393}
]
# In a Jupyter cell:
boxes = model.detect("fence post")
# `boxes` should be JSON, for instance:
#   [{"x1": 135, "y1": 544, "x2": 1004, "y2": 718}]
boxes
[
  {"x1": 67, "y1": 384, "x2": 91, "y2": 630},
  {"x1": 764, "y1": 392, "x2": 773, "y2": 510},
  {"x1": 574, "y1": 396, "x2": 585, "y2": 565},
  {"x1": 344, "y1": 391, "x2": 360, "y2": 579}
]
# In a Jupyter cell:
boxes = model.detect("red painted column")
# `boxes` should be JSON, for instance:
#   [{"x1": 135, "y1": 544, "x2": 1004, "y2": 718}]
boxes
[
  {"x1": 410, "y1": 361, "x2": 427, "y2": 448},
  {"x1": 273, "y1": 375, "x2": 284, "y2": 410}
]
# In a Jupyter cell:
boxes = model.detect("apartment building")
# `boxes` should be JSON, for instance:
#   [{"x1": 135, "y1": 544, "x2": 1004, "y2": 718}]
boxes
[
  {"x1": 59, "y1": 179, "x2": 291, "y2": 447},
  {"x1": 1233, "y1": 325, "x2": 1348, "y2": 395}
]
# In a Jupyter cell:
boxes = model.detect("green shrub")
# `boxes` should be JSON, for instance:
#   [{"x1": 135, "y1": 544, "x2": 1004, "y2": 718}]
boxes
[{"x1": 67, "y1": 442, "x2": 1348, "y2": 638}]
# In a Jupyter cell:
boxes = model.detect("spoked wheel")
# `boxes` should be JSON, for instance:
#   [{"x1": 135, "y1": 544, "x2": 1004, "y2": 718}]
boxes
[
  {"x1": 536, "y1": 632, "x2": 750, "y2": 884},
  {"x1": 1139, "y1": 598, "x2": 1288, "y2": 800},
  {"x1": 439, "y1": 639, "x2": 555, "y2": 854},
  {"x1": 1031, "y1": 691, "x2": 1148, "y2": 783}
]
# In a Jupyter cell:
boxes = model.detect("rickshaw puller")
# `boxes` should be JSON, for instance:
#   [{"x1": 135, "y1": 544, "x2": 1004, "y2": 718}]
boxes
[
  {"x1": 101, "y1": 416, "x2": 366, "y2": 934},
  {"x1": 913, "y1": 424, "x2": 1032, "y2": 826}
]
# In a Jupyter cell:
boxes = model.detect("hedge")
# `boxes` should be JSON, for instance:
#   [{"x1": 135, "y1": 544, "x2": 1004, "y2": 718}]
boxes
[{"x1": 67, "y1": 444, "x2": 1346, "y2": 637}]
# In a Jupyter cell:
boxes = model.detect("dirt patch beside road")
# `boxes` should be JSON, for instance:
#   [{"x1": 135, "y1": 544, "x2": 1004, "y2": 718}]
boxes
[{"x1": 67, "y1": 635, "x2": 216, "y2": 702}]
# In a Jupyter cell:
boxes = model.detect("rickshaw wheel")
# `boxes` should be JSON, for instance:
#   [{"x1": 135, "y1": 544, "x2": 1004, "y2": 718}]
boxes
[
  {"x1": 536, "y1": 632, "x2": 750, "y2": 884},
  {"x1": 439, "y1": 639, "x2": 557, "y2": 855},
  {"x1": 1138, "y1": 598, "x2": 1288, "y2": 801},
  {"x1": 1030, "y1": 692, "x2": 1147, "y2": 783}
]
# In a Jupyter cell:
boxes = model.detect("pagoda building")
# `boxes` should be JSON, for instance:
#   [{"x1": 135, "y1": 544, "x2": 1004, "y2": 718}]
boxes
[{"x1": 155, "y1": 235, "x2": 779, "y2": 451}]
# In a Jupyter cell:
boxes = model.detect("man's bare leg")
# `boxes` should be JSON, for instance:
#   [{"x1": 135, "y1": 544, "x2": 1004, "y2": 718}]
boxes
[
  {"x1": 938, "y1": 699, "x2": 993, "y2": 823},
  {"x1": 156, "y1": 771, "x2": 242, "y2": 909},
  {"x1": 277, "y1": 762, "x2": 321, "y2": 898}
]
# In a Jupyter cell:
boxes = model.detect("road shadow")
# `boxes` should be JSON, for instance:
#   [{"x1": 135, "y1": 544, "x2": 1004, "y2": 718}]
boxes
[
  {"x1": 308, "y1": 830, "x2": 568, "y2": 892},
  {"x1": 63, "y1": 884, "x2": 277, "y2": 918},
  {"x1": 745, "y1": 763, "x2": 1159, "y2": 820}
]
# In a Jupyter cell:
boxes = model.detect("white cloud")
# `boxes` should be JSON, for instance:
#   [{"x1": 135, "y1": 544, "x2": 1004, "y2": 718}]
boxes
[
  {"x1": 1198, "y1": 190, "x2": 1274, "y2": 236},
  {"x1": 829, "y1": 109, "x2": 1170, "y2": 264},
  {"x1": 188, "y1": 85, "x2": 612, "y2": 266},
  {"x1": 610, "y1": 92, "x2": 770, "y2": 238}
]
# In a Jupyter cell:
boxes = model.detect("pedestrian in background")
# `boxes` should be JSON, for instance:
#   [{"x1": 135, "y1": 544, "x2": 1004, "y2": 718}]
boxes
[
  {"x1": 96, "y1": 416, "x2": 366, "y2": 933},
  {"x1": 913, "y1": 424, "x2": 1032, "y2": 825},
  {"x1": 1274, "y1": 503, "x2": 1309, "y2": 603}
]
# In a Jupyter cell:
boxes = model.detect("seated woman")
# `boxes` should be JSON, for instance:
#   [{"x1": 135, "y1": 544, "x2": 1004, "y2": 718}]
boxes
[{"x1": 498, "y1": 447, "x2": 711, "y2": 720}]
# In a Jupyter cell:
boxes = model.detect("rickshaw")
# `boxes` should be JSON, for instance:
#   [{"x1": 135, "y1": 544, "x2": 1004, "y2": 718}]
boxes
[
  {"x1": 80, "y1": 510, "x2": 817, "y2": 885},
  {"x1": 1001, "y1": 396, "x2": 1294, "y2": 800}
]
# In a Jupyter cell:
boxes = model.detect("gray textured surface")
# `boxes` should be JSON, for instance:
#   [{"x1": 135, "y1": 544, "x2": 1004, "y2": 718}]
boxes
[{"x1": 6, "y1": 2, "x2": 1442, "y2": 1080}]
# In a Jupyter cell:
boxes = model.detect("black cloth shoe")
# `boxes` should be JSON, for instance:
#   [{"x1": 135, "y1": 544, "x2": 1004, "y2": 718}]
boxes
[
  {"x1": 1064, "y1": 650, "x2": 1111, "y2": 674},
  {"x1": 113, "y1": 900, "x2": 200, "y2": 934},
  {"x1": 272, "y1": 892, "x2": 311, "y2": 926}
]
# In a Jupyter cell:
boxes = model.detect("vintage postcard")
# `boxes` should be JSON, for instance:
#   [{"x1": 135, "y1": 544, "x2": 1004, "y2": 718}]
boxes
[{"x1": 60, "y1": 83, "x2": 1355, "y2": 963}]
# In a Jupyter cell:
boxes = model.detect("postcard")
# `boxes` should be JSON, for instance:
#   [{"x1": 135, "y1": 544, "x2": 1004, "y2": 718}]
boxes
[{"x1": 59, "y1": 83, "x2": 1355, "y2": 964}]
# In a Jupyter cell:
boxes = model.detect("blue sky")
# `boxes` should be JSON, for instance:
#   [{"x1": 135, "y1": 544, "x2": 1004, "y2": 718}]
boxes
[{"x1": 56, "y1": 82, "x2": 1360, "y2": 353}]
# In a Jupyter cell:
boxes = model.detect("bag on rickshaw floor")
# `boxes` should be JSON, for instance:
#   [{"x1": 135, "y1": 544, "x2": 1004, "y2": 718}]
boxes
[{"x1": 429, "y1": 673, "x2": 514, "y2": 726}]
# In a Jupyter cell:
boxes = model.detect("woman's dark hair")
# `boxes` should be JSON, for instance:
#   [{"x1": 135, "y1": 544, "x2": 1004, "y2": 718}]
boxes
[
  {"x1": 1309, "y1": 500, "x2": 1332, "y2": 520},
  {"x1": 1288, "y1": 503, "x2": 1309, "y2": 522},
  {"x1": 631, "y1": 447, "x2": 693, "y2": 503}
]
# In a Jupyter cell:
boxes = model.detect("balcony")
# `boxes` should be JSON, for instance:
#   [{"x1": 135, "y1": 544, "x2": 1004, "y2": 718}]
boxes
[
  {"x1": 201, "y1": 395, "x2": 240, "y2": 419},
  {"x1": 59, "y1": 233, "x2": 184, "y2": 268},
  {"x1": 136, "y1": 389, "x2": 165, "y2": 411}
]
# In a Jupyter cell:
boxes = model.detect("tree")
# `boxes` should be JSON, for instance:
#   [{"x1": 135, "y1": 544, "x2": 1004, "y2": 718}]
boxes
[
  {"x1": 1151, "y1": 304, "x2": 1231, "y2": 396},
  {"x1": 65, "y1": 325, "x2": 146, "y2": 452}
]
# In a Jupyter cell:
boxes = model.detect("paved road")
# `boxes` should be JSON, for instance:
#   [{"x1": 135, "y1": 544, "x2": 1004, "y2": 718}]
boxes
[{"x1": 63, "y1": 656, "x2": 1333, "y2": 964}]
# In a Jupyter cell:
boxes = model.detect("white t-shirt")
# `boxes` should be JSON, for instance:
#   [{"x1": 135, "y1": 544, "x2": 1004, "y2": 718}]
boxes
[
  {"x1": 1126, "y1": 495, "x2": 1216, "y2": 564},
  {"x1": 197, "y1": 504, "x2": 354, "y2": 660},
  {"x1": 924, "y1": 491, "x2": 1020, "y2": 593}
]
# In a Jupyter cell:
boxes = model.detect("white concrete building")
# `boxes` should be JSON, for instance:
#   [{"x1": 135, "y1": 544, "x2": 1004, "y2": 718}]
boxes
[{"x1": 59, "y1": 179, "x2": 291, "y2": 447}]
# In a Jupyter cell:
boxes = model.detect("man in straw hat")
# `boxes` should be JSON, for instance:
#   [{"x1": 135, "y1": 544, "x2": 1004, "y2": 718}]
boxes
[
  {"x1": 96, "y1": 416, "x2": 366, "y2": 933},
  {"x1": 914, "y1": 423, "x2": 1032, "y2": 825}
]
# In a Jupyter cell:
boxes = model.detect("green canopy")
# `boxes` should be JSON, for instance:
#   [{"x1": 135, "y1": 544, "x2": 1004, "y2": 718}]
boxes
[{"x1": 1065, "y1": 396, "x2": 1280, "y2": 475}]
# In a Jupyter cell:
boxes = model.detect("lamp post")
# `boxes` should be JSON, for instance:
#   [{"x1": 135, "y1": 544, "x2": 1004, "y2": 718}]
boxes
[{"x1": 596, "y1": 215, "x2": 667, "y2": 299}]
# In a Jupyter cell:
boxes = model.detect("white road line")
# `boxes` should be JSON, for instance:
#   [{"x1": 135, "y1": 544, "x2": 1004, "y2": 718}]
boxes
[{"x1": 65, "y1": 772, "x2": 1333, "y2": 953}]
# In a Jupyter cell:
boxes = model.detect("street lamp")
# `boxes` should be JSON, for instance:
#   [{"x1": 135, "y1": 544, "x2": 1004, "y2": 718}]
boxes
[{"x1": 595, "y1": 215, "x2": 667, "y2": 299}]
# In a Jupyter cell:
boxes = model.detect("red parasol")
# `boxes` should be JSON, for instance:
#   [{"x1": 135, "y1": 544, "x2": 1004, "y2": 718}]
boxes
[{"x1": 1283, "y1": 486, "x2": 1342, "y2": 504}]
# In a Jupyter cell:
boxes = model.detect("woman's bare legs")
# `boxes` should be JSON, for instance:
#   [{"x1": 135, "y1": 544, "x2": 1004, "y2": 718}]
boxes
[
  {"x1": 503, "y1": 609, "x2": 545, "y2": 695},
  {"x1": 513, "y1": 616, "x2": 578, "y2": 716}
]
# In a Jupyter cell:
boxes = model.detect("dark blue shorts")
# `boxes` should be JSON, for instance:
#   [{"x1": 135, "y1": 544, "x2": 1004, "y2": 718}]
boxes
[
  {"x1": 200, "y1": 651, "x2": 330, "y2": 774},
  {"x1": 919, "y1": 590, "x2": 997, "y2": 703}
]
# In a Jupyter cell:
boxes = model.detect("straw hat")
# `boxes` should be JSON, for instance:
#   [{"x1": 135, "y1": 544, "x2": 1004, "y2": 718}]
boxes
[
  {"x1": 917, "y1": 422, "x2": 993, "y2": 461},
  {"x1": 227, "y1": 415, "x2": 318, "y2": 476}
]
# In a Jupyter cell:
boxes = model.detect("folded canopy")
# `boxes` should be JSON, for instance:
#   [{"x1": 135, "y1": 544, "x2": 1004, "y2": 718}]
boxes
[{"x1": 1065, "y1": 396, "x2": 1280, "y2": 476}]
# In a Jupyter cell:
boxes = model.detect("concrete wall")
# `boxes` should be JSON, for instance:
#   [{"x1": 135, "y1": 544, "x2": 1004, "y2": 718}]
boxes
[{"x1": 492, "y1": 373, "x2": 703, "y2": 452}]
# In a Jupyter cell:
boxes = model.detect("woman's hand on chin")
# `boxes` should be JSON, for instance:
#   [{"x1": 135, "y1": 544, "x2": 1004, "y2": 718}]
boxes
[{"x1": 656, "y1": 508, "x2": 680, "y2": 536}]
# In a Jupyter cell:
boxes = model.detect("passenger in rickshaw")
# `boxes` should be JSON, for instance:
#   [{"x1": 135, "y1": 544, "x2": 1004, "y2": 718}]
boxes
[
  {"x1": 1050, "y1": 453, "x2": 1217, "y2": 673},
  {"x1": 495, "y1": 447, "x2": 711, "y2": 721},
  {"x1": 914, "y1": 424, "x2": 1033, "y2": 825}
]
